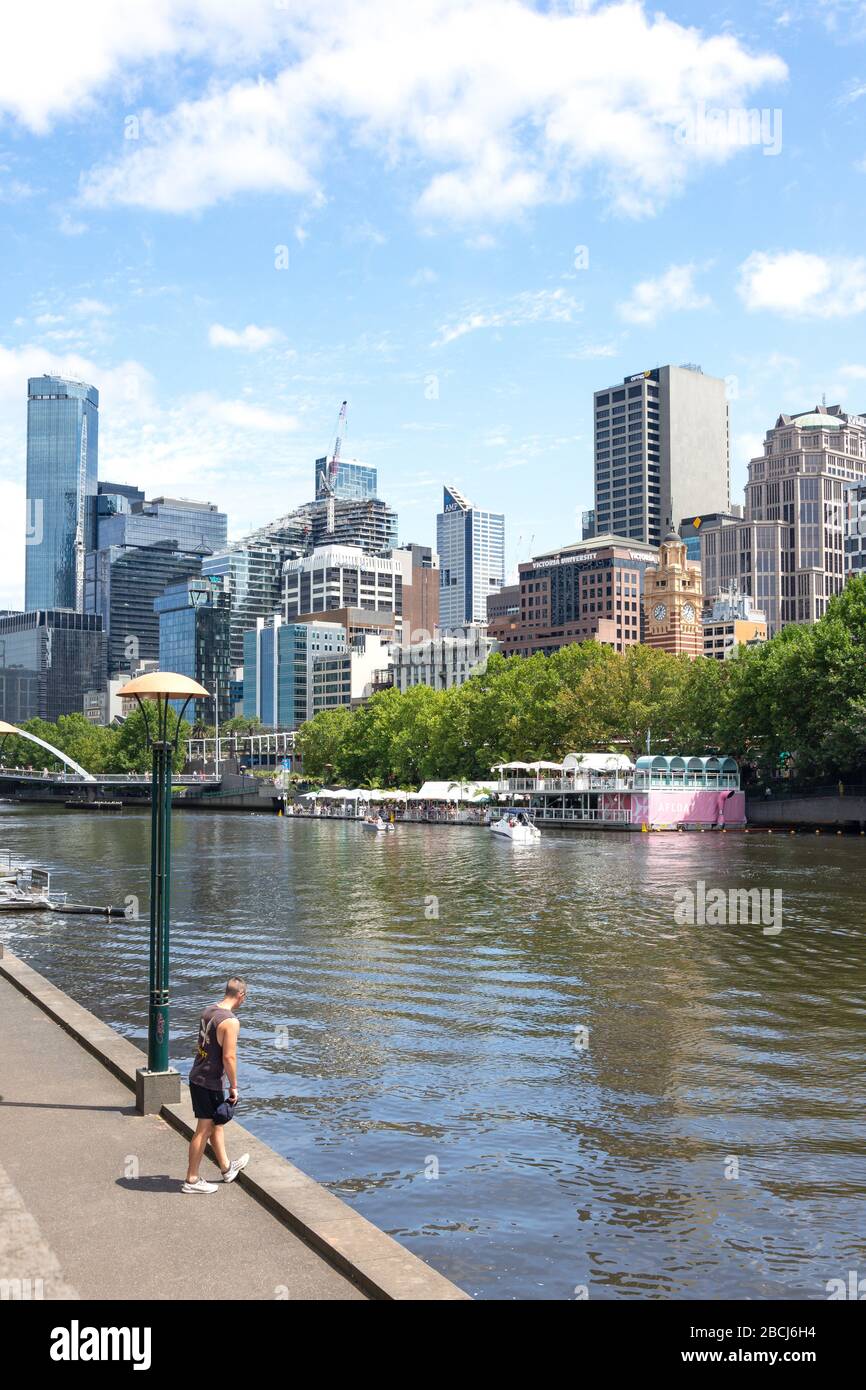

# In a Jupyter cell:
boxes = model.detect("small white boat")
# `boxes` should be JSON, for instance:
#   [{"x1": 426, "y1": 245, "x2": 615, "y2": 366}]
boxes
[
  {"x1": 362, "y1": 815, "x2": 395, "y2": 832},
  {"x1": 489, "y1": 809, "x2": 541, "y2": 843}
]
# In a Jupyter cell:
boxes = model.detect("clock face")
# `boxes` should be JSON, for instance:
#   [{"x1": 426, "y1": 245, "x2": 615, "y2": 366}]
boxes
[
  {"x1": 682, "y1": 602, "x2": 695, "y2": 621},
  {"x1": 653, "y1": 602, "x2": 667, "y2": 621}
]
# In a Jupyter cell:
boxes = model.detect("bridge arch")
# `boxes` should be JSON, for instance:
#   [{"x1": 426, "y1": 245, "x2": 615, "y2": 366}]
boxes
[{"x1": 0, "y1": 720, "x2": 96, "y2": 782}]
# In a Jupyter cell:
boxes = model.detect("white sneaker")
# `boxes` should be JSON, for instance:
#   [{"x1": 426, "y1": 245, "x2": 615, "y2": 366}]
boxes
[
  {"x1": 221, "y1": 1153, "x2": 250, "y2": 1184},
  {"x1": 182, "y1": 1178, "x2": 218, "y2": 1194}
]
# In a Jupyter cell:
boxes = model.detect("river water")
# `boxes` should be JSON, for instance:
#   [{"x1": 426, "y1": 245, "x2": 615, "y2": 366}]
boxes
[{"x1": 1, "y1": 804, "x2": 864, "y2": 1300}]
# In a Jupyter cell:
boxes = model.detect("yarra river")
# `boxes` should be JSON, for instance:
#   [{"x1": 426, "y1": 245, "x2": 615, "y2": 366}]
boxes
[{"x1": 1, "y1": 804, "x2": 864, "y2": 1300}]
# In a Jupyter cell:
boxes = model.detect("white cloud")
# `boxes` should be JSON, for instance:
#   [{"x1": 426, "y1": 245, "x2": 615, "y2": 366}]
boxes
[
  {"x1": 433, "y1": 287, "x2": 581, "y2": 346},
  {"x1": 208, "y1": 322, "x2": 283, "y2": 351},
  {"x1": 737, "y1": 250, "x2": 866, "y2": 317},
  {"x1": 409, "y1": 267, "x2": 438, "y2": 286},
  {"x1": 840, "y1": 364, "x2": 866, "y2": 378},
  {"x1": 71, "y1": 298, "x2": 112, "y2": 317},
  {"x1": 24, "y1": 1, "x2": 785, "y2": 224},
  {"x1": 618, "y1": 263, "x2": 711, "y2": 325}
]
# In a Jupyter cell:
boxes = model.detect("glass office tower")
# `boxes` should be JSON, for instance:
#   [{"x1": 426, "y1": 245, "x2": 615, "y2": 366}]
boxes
[
  {"x1": 314, "y1": 457, "x2": 378, "y2": 502},
  {"x1": 25, "y1": 376, "x2": 99, "y2": 612},
  {"x1": 156, "y1": 576, "x2": 232, "y2": 725},
  {"x1": 0, "y1": 610, "x2": 107, "y2": 722}
]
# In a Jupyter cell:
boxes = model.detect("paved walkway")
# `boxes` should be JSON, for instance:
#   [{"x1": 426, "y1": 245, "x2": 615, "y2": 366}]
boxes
[{"x1": 0, "y1": 975, "x2": 365, "y2": 1301}]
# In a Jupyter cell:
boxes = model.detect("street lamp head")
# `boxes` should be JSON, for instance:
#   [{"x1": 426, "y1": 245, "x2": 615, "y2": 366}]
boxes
[
  {"x1": 0, "y1": 720, "x2": 20, "y2": 734},
  {"x1": 120, "y1": 672, "x2": 211, "y2": 747},
  {"x1": 120, "y1": 673, "x2": 210, "y2": 701}
]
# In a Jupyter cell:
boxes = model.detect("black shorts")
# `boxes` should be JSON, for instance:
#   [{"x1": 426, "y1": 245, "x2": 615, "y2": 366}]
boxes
[{"x1": 189, "y1": 1082, "x2": 226, "y2": 1120}]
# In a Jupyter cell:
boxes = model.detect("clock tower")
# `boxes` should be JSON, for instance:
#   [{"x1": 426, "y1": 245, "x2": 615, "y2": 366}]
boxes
[{"x1": 642, "y1": 529, "x2": 703, "y2": 658}]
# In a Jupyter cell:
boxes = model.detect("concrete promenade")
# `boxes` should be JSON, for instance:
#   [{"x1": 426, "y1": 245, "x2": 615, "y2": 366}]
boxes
[{"x1": 0, "y1": 951, "x2": 468, "y2": 1302}]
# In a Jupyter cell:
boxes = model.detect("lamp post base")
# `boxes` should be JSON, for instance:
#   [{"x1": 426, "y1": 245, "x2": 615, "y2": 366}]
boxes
[{"x1": 135, "y1": 1066, "x2": 181, "y2": 1115}]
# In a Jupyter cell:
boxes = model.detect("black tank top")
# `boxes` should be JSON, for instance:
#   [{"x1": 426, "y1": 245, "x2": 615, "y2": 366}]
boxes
[{"x1": 189, "y1": 1004, "x2": 234, "y2": 1090}]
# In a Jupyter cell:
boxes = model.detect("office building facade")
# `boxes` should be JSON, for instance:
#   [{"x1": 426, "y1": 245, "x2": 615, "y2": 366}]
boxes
[
  {"x1": 844, "y1": 480, "x2": 866, "y2": 578},
  {"x1": 243, "y1": 616, "x2": 346, "y2": 728},
  {"x1": 204, "y1": 519, "x2": 306, "y2": 670},
  {"x1": 593, "y1": 365, "x2": 729, "y2": 547},
  {"x1": 283, "y1": 545, "x2": 405, "y2": 633},
  {"x1": 702, "y1": 405, "x2": 866, "y2": 631},
  {"x1": 494, "y1": 536, "x2": 657, "y2": 657},
  {"x1": 436, "y1": 485, "x2": 505, "y2": 632},
  {"x1": 393, "y1": 543, "x2": 440, "y2": 642},
  {"x1": 314, "y1": 457, "x2": 377, "y2": 502},
  {"x1": 0, "y1": 610, "x2": 107, "y2": 723},
  {"x1": 156, "y1": 577, "x2": 232, "y2": 725},
  {"x1": 312, "y1": 633, "x2": 391, "y2": 713},
  {"x1": 296, "y1": 496, "x2": 398, "y2": 554},
  {"x1": 96, "y1": 489, "x2": 227, "y2": 554},
  {"x1": 85, "y1": 542, "x2": 205, "y2": 674},
  {"x1": 389, "y1": 629, "x2": 498, "y2": 692},
  {"x1": 25, "y1": 375, "x2": 99, "y2": 612}
]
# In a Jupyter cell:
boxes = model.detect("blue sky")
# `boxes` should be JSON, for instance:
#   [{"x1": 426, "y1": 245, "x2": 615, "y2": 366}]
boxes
[{"x1": 2, "y1": 0, "x2": 866, "y2": 607}]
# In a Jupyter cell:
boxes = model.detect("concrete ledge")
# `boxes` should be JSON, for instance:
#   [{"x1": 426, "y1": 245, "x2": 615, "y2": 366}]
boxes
[{"x1": 0, "y1": 948, "x2": 470, "y2": 1302}]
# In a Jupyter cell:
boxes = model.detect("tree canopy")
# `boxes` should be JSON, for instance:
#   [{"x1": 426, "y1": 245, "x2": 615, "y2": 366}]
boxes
[{"x1": 297, "y1": 576, "x2": 866, "y2": 787}]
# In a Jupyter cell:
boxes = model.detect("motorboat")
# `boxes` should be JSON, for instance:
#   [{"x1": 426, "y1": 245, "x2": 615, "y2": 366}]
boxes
[
  {"x1": 362, "y1": 815, "x2": 395, "y2": 832},
  {"x1": 489, "y1": 808, "x2": 541, "y2": 843}
]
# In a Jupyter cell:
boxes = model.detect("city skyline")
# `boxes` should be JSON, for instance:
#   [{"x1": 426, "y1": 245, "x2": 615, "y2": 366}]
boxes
[{"x1": 3, "y1": 3, "x2": 866, "y2": 608}]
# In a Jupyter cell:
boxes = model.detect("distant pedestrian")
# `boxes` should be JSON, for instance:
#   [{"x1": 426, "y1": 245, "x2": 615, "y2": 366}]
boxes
[{"x1": 183, "y1": 976, "x2": 250, "y2": 1194}]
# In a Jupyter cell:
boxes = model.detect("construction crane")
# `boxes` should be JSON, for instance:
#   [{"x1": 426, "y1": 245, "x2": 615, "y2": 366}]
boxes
[{"x1": 321, "y1": 399, "x2": 348, "y2": 535}]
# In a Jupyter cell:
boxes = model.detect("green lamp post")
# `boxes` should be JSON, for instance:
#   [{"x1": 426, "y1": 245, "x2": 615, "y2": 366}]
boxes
[{"x1": 121, "y1": 672, "x2": 210, "y2": 1114}]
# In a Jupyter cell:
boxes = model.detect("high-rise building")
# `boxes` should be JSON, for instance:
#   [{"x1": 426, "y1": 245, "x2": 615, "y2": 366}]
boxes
[
  {"x1": 96, "y1": 489, "x2": 227, "y2": 554},
  {"x1": 204, "y1": 517, "x2": 306, "y2": 670},
  {"x1": 494, "y1": 535, "x2": 657, "y2": 657},
  {"x1": 642, "y1": 530, "x2": 703, "y2": 657},
  {"x1": 699, "y1": 517, "x2": 787, "y2": 636},
  {"x1": 283, "y1": 545, "x2": 406, "y2": 633},
  {"x1": 486, "y1": 583, "x2": 521, "y2": 645},
  {"x1": 85, "y1": 486, "x2": 225, "y2": 674},
  {"x1": 156, "y1": 576, "x2": 232, "y2": 725},
  {"x1": 296, "y1": 495, "x2": 398, "y2": 553},
  {"x1": 436, "y1": 485, "x2": 505, "y2": 632},
  {"x1": 581, "y1": 509, "x2": 596, "y2": 541},
  {"x1": 679, "y1": 509, "x2": 742, "y2": 563},
  {"x1": 701, "y1": 404, "x2": 866, "y2": 631},
  {"x1": 393, "y1": 543, "x2": 439, "y2": 642},
  {"x1": 702, "y1": 582, "x2": 767, "y2": 660},
  {"x1": 25, "y1": 375, "x2": 99, "y2": 612},
  {"x1": 314, "y1": 456, "x2": 377, "y2": 502},
  {"x1": 845, "y1": 480, "x2": 866, "y2": 578},
  {"x1": 243, "y1": 616, "x2": 347, "y2": 727},
  {"x1": 85, "y1": 541, "x2": 206, "y2": 675},
  {"x1": 593, "y1": 365, "x2": 730, "y2": 547},
  {"x1": 0, "y1": 610, "x2": 107, "y2": 723}
]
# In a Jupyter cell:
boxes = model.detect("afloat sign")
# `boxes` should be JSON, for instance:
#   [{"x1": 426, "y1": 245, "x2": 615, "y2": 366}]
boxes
[{"x1": 50, "y1": 1321, "x2": 152, "y2": 1371}]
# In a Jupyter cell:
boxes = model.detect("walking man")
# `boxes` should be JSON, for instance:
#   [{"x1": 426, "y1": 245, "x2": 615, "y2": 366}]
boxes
[{"x1": 183, "y1": 976, "x2": 250, "y2": 1194}]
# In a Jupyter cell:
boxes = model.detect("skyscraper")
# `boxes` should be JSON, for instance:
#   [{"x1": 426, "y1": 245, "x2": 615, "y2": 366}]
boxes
[
  {"x1": 436, "y1": 485, "x2": 505, "y2": 632},
  {"x1": 593, "y1": 365, "x2": 730, "y2": 547},
  {"x1": 203, "y1": 516, "x2": 307, "y2": 670},
  {"x1": 25, "y1": 375, "x2": 99, "y2": 612},
  {"x1": 0, "y1": 609, "x2": 107, "y2": 722},
  {"x1": 701, "y1": 403, "x2": 866, "y2": 632},
  {"x1": 314, "y1": 456, "x2": 377, "y2": 502},
  {"x1": 156, "y1": 576, "x2": 232, "y2": 725}
]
